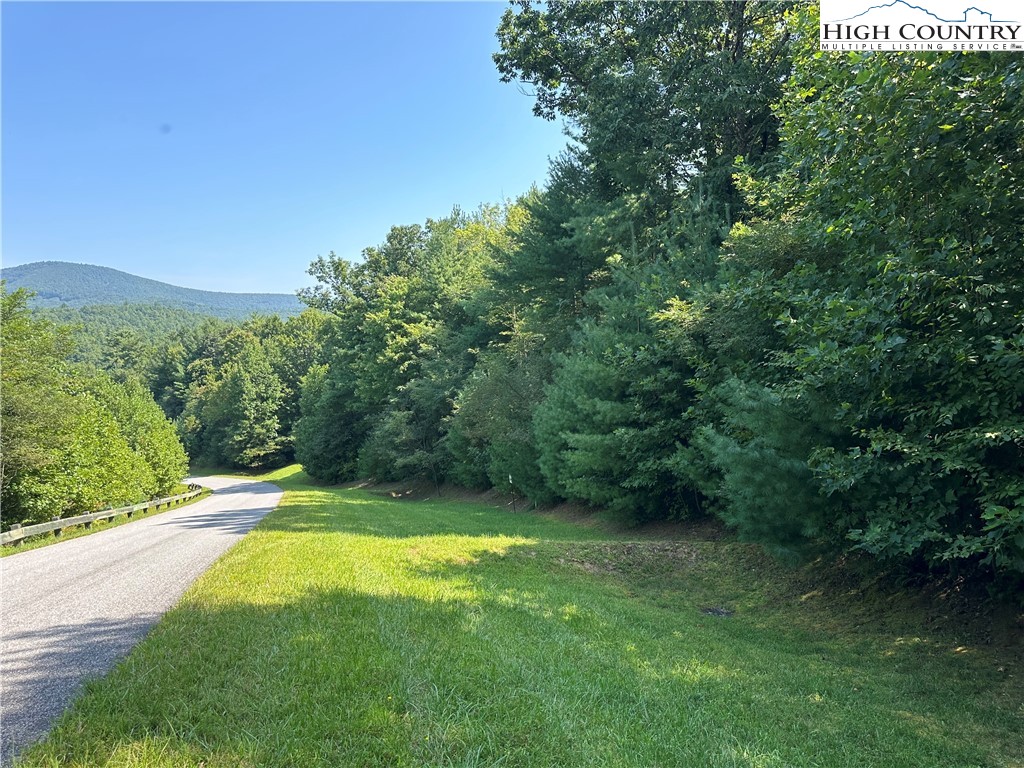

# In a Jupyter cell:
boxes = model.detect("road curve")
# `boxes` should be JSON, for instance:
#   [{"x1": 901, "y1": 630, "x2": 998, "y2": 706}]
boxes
[{"x1": 0, "y1": 475, "x2": 282, "y2": 766}]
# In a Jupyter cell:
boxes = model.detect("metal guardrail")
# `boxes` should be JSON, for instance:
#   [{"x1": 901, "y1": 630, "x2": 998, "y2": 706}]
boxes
[{"x1": 1, "y1": 483, "x2": 204, "y2": 546}]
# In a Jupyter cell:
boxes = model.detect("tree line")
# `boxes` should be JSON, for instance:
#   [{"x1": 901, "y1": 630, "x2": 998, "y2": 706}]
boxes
[
  {"x1": 1, "y1": 291, "x2": 329, "y2": 525},
  {"x1": 8, "y1": 3, "x2": 1020, "y2": 589},
  {"x1": 1, "y1": 290, "x2": 189, "y2": 525},
  {"x1": 289, "y1": 3, "x2": 1023, "y2": 586}
]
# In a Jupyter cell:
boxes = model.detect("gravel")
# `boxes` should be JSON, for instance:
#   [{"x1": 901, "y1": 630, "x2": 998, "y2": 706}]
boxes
[{"x1": 0, "y1": 475, "x2": 282, "y2": 766}]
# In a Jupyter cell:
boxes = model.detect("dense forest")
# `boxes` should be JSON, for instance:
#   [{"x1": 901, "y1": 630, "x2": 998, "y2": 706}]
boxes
[
  {"x1": 287, "y1": 3, "x2": 1021, "y2": 588},
  {"x1": 6, "y1": 4, "x2": 1022, "y2": 591},
  {"x1": 39, "y1": 303, "x2": 218, "y2": 372},
  {"x1": 1, "y1": 290, "x2": 189, "y2": 524}
]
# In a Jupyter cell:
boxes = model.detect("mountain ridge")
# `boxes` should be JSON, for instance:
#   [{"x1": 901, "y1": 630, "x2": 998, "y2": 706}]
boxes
[{"x1": 1, "y1": 261, "x2": 305, "y2": 319}]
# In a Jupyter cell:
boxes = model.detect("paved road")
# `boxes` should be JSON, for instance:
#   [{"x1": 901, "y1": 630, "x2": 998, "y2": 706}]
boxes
[{"x1": 0, "y1": 476, "x2": 282, "y2": 766}]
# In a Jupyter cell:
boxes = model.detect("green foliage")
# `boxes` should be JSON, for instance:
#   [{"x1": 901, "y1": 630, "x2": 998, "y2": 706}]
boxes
[
  {"x1": 81, "y1": 374, "x2": 189, "y2": 496},
  {"x1": 687, "y1": 11, "x2": 1024, "y2": 580},
  {"x1": 293, "y1": 207, "x2": 520, "y2": 486},
  {"x1": 286, "y1": 3, "x2": 785, "y2": 528},
  {"x1": 695, "y1": 379, "x2": 847, "y2": 562},
  {"x1": 7, "y1": 385, "x2": 155, "y2": 523},
  {"x1": 179, "y1": 331, "x2": 290, "y2": 470},
  {"x1": 134, "y1": 309, "x2": 330, "y2": 470},
  {"x1": 535, "y1": 258, "x2": 701, "y2": 523},
  {"x1": 1, "y1": 288, "x2": 76, "y2": 517},
  {"x1": 220, "y1": 341, "x2": 287, "y2": 469},
  {"x1": 38, "y1": 303, "x2": 213, "y2": 377},
  {"x1": 1, "y1": 287, "x2": 189, "y2": 525},
  {"x1": 489, "y1": 160, "x2": 613, "y2": 343},
  {"x1": 293, "y1": 363, "x2": 364, "y2": 483},
  {"x1": 20, "y1": 470, "x2": 1024, "y2": 768},
  {"x1": 495, "y1": 0, "x2": 792, "y2": 208},
  {"x1": 448, "y1": 333, "x2": 556, "y2": 504},
  {"x1": 118, "y1": 2, "x2": 1023, "y2": 591},
  {"x1": 262, "y1": 311, "x2": 332, "y2": 440}
]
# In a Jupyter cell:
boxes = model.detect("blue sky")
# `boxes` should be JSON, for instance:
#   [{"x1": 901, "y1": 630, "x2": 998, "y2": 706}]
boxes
[{"x1": 2, "y1": 1, "x2": 569, "y2": 293}]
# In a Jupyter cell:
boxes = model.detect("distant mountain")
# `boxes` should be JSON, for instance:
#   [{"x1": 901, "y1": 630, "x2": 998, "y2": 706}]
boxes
[{"x1": 1, "y1": 261, "x2": 305, "y2": 319}]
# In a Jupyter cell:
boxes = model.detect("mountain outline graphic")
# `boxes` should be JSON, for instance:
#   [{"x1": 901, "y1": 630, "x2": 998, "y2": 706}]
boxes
[{"x1": 829, "y1": 1, "x2": 1016, "y2": 23}]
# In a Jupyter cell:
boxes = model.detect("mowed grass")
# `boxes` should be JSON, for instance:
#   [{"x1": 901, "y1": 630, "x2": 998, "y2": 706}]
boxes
[{"x1": 20, "y1": 466, "x2": 1022, "y2": 768}]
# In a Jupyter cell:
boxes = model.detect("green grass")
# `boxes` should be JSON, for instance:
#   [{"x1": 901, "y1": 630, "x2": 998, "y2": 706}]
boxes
[
  {"x1": 1, "y1": 485, "x2": 213, "y2": 558},
  {"x1": 19, "y1": 466, "x2": 1023, "y2": 767}
]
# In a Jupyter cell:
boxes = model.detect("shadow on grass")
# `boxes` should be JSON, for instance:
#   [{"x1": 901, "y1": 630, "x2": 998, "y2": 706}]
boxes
[{"x1": 20, "y1": 542, "x2": 1021, "y2": 768}]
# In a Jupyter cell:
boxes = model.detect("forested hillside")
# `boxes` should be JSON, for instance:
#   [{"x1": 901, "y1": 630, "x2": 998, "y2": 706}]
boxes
[
  {"x1": 38, "y1": 304, "x2": 217, "y2": 374},
  {"x1": 285, "y1": 4, "x2": 1022, "y2": 589},
  {"x1": 2, "y1": 261, "x2": 304, "y2": 318},
  {"x1": 11, "y1": 3, "x2": 1020, "y2": 592},
  {"x1": 1, "y1": 289, "x2": 189, "y2": 526}
]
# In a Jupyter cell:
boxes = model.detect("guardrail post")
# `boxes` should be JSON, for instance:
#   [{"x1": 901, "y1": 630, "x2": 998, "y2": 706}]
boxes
[{"x1": 2, "y1": 485, "x2": 205, "y2": 547}]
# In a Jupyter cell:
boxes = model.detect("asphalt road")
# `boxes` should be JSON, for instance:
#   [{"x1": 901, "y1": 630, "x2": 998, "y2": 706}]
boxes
[{"x1": 0, "y1": 476, "x2": 282, "y2": 766}]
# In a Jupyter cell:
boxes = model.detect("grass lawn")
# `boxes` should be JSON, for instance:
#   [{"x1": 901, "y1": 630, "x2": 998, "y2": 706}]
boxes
[{"x1": 19, "y1": 466, "x2": 1022, "y2": 767}]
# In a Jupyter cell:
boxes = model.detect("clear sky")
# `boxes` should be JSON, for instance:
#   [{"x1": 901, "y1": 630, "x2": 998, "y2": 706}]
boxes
[{"x1": 2, "y1": 1, "x2": 569, "y2": 293}]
